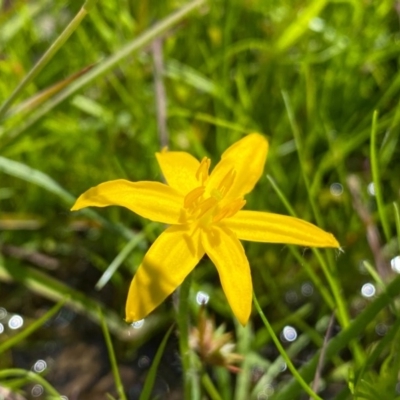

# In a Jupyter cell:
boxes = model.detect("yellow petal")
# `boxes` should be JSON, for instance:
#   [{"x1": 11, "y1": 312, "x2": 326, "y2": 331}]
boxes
[
  {"x1": 207, "y1": 133, "x2": 268, "y2": 199},
  {"x1": 201, "y1": 225, "x2": 252, "y2": 326},
  {"x1": 71, "y1": 179, "x2": 183, "y2": 225},
  {"x1": 224, "y1": 210, "x2": 340, "y2": 248},
  {"x1": 126, "y1": 225, "x2": 204, "y2": 322},
  {"x1": 156, "y1": 150, "x2": 201, "y2": 195}
]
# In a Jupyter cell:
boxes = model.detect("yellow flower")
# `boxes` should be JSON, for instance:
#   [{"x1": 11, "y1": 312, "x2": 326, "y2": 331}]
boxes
[{"x1": 71, "y1": 134, "x2": 339, "y2": 326}]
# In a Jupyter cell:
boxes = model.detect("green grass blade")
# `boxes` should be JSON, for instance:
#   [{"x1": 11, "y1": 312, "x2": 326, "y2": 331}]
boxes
[
  {"x1": 0, "y1": 369, "x2": 61, "y2": 397},
  {"x1": 271, "y1": 273, "x2": 400, "y2": 400},
  {"x1": 0, "y1": 156, "x2": 134, "y2": 240},
  {"x1": 0, "y1": 1, "x2": 98, "y2": 119},
  {"x1": 95, "y1": 232, "x2": 146, "y2": 290},
  {"x1": 0, "y1": 298, "x2": 67, "y2": 354},
  {"x1": 1, "y1": 0, "x2": 207, "y2": 145},
  {"x1": 276, "y1": 0, "x2": 328, "y2": 52},
  {"x1": 253, "y1": 293, "x2": 323, "y2": 400},
  {"x1": 99, "y1": 307, "x2": 127, "y2": 400},
  {"x1": 370, "y1": 110, "x2": 391, "y2": 242},
  {"x1": 394, "y1": 202, "x2": 400, "y2": 252},
  {"x1": 0, "y1": 261, "x2": 127, "y2": 338},
  {"x1": 139, "y1": 324, "x2": 174, "y2": 400}
]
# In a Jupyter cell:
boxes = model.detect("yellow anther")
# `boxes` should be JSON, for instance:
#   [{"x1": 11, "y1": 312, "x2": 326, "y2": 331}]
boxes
[
  {"x1": 218, "y1": 168, "x2": 236, "y2": 197},
  {"x1": 196, "y1": 197, "x2": 218, "y2": 219},
  {"x1": 212, "y1": 199, "x2": 246, "y2": 223},
  {"x1": 196, "y1": 157, "x2": 211, "y2": 185},
  {"x1": 184, "y1": 186, "x2": 205, "y2": 209}
]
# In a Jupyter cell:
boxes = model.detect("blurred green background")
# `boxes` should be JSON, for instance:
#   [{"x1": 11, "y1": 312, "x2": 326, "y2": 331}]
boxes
[{"x1": 1, "y1": 0, "x2": 400, "y2": 399}]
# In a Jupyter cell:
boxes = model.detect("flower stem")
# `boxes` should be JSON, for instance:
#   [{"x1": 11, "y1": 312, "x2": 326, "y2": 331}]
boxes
[
  {"x1": 253, "y1": 292, "x2": 323, "y2": 400},
  {"x1": 177, "y1": 274, "x2": 196, "y2": 399},
  {"x1": 202, "y1": 372, "x2": 223, "y2": 400}
]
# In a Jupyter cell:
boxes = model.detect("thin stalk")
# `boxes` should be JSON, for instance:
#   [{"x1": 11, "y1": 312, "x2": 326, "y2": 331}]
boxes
[
  {"x1": 202, "y1": 373, "x2": 223, "y2": 400},
  {"x1": 0, "y1": 369, "x2": 60, "y2": 397},
  {"x1": 371, "y1": 110, "x2": 391, "y2": 242},
  {"x1": 177, "y1": 274, "x2": 197, "y2": 399},
  {"x1": 0, "y1": 0, "x2": 99, "y2": 120},
  {"x1": 95, "y1": 232, "x2": 146, "y2": 290},
  {"x1": 282, "y1": 90, "x2": 324, "y2": 228},
  {"x1": 394, "y1": 202, "x2": 400, "y2": 252},
  {"x1": 253, "y1": 292, "x2": 323, "y2": 400},
  {"x1": 99, "y1": 307, "x2": 127, "y2": 400},
  {"x1": 266, "y1": 174, "x2": 347, "y2": 326}
]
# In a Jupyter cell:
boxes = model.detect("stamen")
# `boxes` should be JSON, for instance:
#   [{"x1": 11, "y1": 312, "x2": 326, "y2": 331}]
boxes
[
  {"x1": 218, "y1": 168, "x2": 236, "y2": 197},
  {"x1": 196, "y1": 157, "x2": 211, "y2": 185},
  {"x1": 196, "y1": 197, "x2": 218, "y2": 219},
  {"x1": 184, "y1": 186, "x2": 205, "y2": 209},
  {"x1": 212, "y1": 199, "x2": 246, "y2": 223}
]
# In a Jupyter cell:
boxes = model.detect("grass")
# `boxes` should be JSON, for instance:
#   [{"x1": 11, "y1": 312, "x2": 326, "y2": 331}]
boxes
[{"x1": 1, "y1": 0, "x2": 400, "y2": 399}]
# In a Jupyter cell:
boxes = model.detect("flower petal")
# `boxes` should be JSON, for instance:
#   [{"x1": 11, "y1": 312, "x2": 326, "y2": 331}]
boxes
[
  {"x1": 224, "y1": 210, "x2": 340, "y2": 248},
  {"x1": 71, "y1": 179, "x2": 183, "y2": 224},
  {"x1": 207, "y1": 134, "x2": 268, "y2": 200},
  {"x1": 126, "y1": 225, "x2": 204, "y2": 322},
  {"x1": 156, "y1": 150, "x2": 201, "y2": 195},
  {"x1": 201, "y1": 225, "x2": 252, "y2": 326}
]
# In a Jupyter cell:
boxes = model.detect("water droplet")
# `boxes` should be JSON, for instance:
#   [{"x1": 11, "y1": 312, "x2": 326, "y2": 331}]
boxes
[
  {"x1": 279, "y1": 362, "x2": 287, "y2": 372},
  {"x1": 361, "y1": 283, "x2": 376, "y2": 298},
  {"x1": 8, "y1": 315, "x2": 23, "y2": 330},
  {"x1": 33, "y1": 359, "x2": 47, "y2": 373},
  {"x1": 196, "y1": 291, "x2": 210, "y2": 305},
  {"x1": 285, "y1": 290, "x2": 298, "y2": 304},
  {"x1": 301, "y1": 282, "x2": 314, "y2": 297},
  {"x1": 391, "y1": 256, "x2": 400, "y2": 273},
  {"x1": 31, "y1": 384, "x2": 44, "y2": 397},
  {"x1": 0, "y1": 323, "x2": 4, "y2": 334},
  {"x1": 0, "y1": 307, "x2": 7, "y2": 319},
  {"x1": 132, "y1": 319, "x2": 144, "y2": 329},
  {"x1": 375, "y1": 323, "x2": 388, "y2": 336},
  {"x1": 282, "y1": 326, "x2": 297, "y2": 342},
  {"x1": 138, "y1": 355, "x2": 151, "y2": 368},
  {"x1": 309, "y1": 17, "x2": 325, "y2": 32},
  {"x1": 330, "y1": 183, "x2": 343, "y2": 197},
  {"x1": 367, "y1": 182, "x2": 375, "y2": 196}
]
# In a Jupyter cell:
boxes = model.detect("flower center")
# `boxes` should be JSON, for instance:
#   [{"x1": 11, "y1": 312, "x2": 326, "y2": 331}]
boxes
[{"x1": 181, "y1": 157, "x2": 246, "y2": 228}]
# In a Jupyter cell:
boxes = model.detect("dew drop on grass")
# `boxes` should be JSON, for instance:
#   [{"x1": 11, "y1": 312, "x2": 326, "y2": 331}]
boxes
[
  {"x1": 196, "y1": 291, "x2": 210, "y2": 305},
  {"x1": 8, "y1": 315, "x2": 23, "y2": 329},
  {"x1": 281, "y1": 326, "x2": 297, "y2": 342},
  {"x1": 330, "y1": 183, "x2": 343, "y2": 196},
  {"x1": 285, "y1": 290, "x2": 298, "y2": 304},
  {"x1": 361, "y1": 283, "x2": 376, "y2": 298},
  {"x1": 375, "y1": 323, "x2": 388, "y2": 336},
  {"x1": 367, "y1": 182, "x2": 376, "y2": 196},
  {"x1": 132, "y1": 319, "x2": 144, "y2": 329},
  {"x1": 33, "y1": 359, "x2": 47, "y2": 373},
  {"x1": 0, "y1": 323, "x2": 4, "y2": 334},
  {"x1": 31, "y1": 384, "x2": 44, "y2": 397},
  {"x1": 301, "y1": 282, "x2": 314, "y2": 297},
  {"x1": 391, "y1": 256, "x2": 400, "y2": 273}
]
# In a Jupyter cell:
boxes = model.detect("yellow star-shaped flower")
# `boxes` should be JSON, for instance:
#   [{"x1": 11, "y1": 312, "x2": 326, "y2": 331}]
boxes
[{"x1": 71, "y1": 134, "x2": 339, "y2": 325}]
